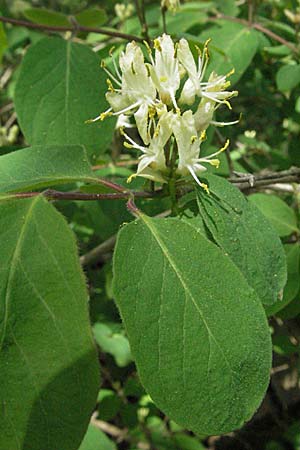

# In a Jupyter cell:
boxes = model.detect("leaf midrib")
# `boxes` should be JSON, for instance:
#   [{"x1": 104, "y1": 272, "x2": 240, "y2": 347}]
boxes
[
  {"x1": 0, "y1": 196, "x2": 40, "y2": 352},
  {"x1": 140, "y1": 214, "x2": 235, "y2": 377}
]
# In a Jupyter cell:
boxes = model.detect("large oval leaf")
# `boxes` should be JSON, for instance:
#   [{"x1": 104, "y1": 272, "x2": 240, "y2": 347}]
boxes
[
  {"x1": 113, "y1": 216, "x2": 272, "y2": 435},
  {"x1": 14, "y1": 37, "x2": 115, "y2": 154},
  {"x1": 0, "y1": 196, "x2": 99, "y2": 450},
  {"x1": 0, "y1": 144, "x2": 97, "y2": 193},
  {"x1": 195, "y1": 175, "x2": 287, "y2": 305}
]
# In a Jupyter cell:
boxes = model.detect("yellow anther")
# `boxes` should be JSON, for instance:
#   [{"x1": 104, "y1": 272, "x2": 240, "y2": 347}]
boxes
[
  {"x1": 190, "y1": 135, "x2": 198, "y2": 144},
  {"x1": 200, "y1": 182, "x2": 210, "y2": 194},
  {"x1": 227, "y1": 68, "x2": 235, "y2": 77},
  {"x1": 224, "y1": 100, "x2": 232, "y2": 110},
  {"x1": 100, "y1": 111, "x2": 111, "y2": 121},
  {"x1": 154, "y1": 39, "x2": 162, "y2": 52},
  {"x1": 159, "y1": 76, "x2": 168, "y2": 82},
  {"x1": 131, "y1": 61, "x2": 136, "y2": 75},
  {"x1": 143, "y1": 40, "x2": 152, "y2": 54},
  {"x1": 154, "y1": 124, "x2": 160, "y2": 138},
  {"x1": 209, "y1": 159, "x2": 220, "y2": 168},
  {"x1": 195, "y1": 44, "x2": 202, "y2": 57},
  {"x1": 124, "y1": 142, "x2": 134, "y2": 149},
  {"x1": 119, "y1": 126, "x2": 125, "y2": 136},
  {"x1": 109, "y1": 46, "x2": 116, "y2": 57},
  {"x1": 203, "y1": 38, "x2": 211, "y2": 59},
  {"x1": 200, "y1": 130, "x2": 206, "y2": 141},
  {"x1": 100, "y1": 60, "x2": 106, "y2": 68},
  {"x1": 106, "y1": 79, "x2": 115, "y2": 92},
  {"x1": 127, "y1": 174, "x2": 137, "y2": 183},
  {"x1": 220, "y1": 139, "x2": 230, "y2": 153},
  {"x1": 149, "y1": 106, "x2": 156, "y2": 119}
]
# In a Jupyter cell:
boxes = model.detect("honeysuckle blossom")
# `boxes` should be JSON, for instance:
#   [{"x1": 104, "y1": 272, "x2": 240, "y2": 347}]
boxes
[
  {"x1": 147, "y1": 35, "x2": 181, "y2": 110},
  {"x1": 90, "y1": 42, "x2": 157, "y2": 144},
  {"x1": 161, "y1": 0, "x2": 180, "y2": 12},
  {"x1": 122, "y1": 112, "x2": 173, "y2": 182},
  {"x1": 91, "y1": 33, "x2": 238, "y2": 189},
  {"x1": 193, "y1": 71, "x2": 239, "y2": 132},
  {"x1": 172, "y1": 110, "x2": 229, "y2": 188}
]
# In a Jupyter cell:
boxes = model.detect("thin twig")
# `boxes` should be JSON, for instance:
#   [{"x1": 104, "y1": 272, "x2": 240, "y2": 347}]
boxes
[
  {"x1": 8, "y1": 188, "x2": 161, "y2": 201},
  {"x1": 80, "y1": 209, "x2": 171, "y2": 266},
  {"x1": 132, "y1": 0, "x2": 149, "y2": 41},
  {"x1": 0, "y1": 102, "x2": 14, "y2": 115},
  {"x1": 4, "y1": 112, "x2": 16, "y2": 129},
  {"x1": 229, "y1": 167, "x2": 300, "y2": 189},
  {"x1": 91, "y1": 412, "x2": 128, "y2": 441},
  {"x1": 0, "y1": 15, "x2": 143, "y2": 42},
  {"x1": 3, "y1": 168, "x2": 300, "y2": 206},
  {"x1": 209, "y1": 13, "x2": 299, "y2": 54},
  {"x1": 248, "y1": 0, "x2": 254, "y2": 26},
  {"x1": 80, "y1": 234, "x2": 116, "y2": 266}
]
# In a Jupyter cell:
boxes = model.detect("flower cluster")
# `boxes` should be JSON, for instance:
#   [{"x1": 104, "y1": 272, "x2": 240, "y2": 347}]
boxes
[{"x1": 91, "y1": 34, "x2": 238, "y2": 188}]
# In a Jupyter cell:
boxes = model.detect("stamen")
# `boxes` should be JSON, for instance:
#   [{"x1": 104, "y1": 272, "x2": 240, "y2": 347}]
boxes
[
  {"x1": 122, "y1": 129, "x2": 146, "y2": 151},
  {"x1": 85, "y1": 108, "x2": 112, "y2": 123},
  {"x1": 188, "y1": 165, "x2": 210, "y2": 193},
  {"x1": 112, "y1": 100, "x2": 142, "y2": 116},
  {"x1": 154, "y1": 39, "x2": 162, "y2": 52},
  {"x1": 127, "y1": 173, "x2": 137, "y2": 183},
  {"x1": 102, "y1": 64, "x2": 122, "y2": 87},
  {"x1": 106, "y1": 79, "x2": 115, "y2": 92}
]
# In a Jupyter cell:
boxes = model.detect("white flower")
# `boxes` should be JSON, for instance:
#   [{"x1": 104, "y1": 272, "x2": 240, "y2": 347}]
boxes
[
  {"x1": 172, "y1": 110, "x2": 229, "y2": 188},
  {"x1": 161, "y1": 0, "x2": 180, "y2": 12},
  {"x1": 115, "y1": 3, "x2": 134, "y2": 21},
  {"x1": 178, "y1": 38, "x2": 238, "y2": 110},
  {"x1": 148, "y1": 34, "x2": 181, "y2": 110},
  {"x1": 91, "y1": 42, "x2": 157, "y2": 144},
  {"x1": 193, "y1": 71, "x2": 239, "y2": 132},
  {"x1": 122, "y1": 112, "x2": 173, "y2": 182}
]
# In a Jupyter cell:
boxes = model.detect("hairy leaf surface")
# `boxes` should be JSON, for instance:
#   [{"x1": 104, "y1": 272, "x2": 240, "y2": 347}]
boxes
[
  {"x1": 0, "y1": 144, "x2": 96, "y2": 193},
  {"x1": 195, "y1": 175, "x2": 287, "y2": 305},
  {"x1": 113, "y1": 216, "x2": 272, "y2": 435},
  {"x1": 14, "y1": 37, "x2": 115, "y2": 154},
  {"x1": 0, "y1": 197, "x2": 99, "y2": 450}
]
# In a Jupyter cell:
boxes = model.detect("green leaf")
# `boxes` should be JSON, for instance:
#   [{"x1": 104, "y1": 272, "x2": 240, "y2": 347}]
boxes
[
  {"x1": 263, "y1": 44, "x2": 291, "y2": 56},
  {"x1": 0, "y1": 144, "x2": 98, "y2": 193},
  {"x1": 200, "y1": 21, "x2": 258, "y2": 84},
  {"x1": 97, "y1": 389, "x2": 122, "y2": 421},
  {"x1": 249, "y1": 193, "x2": 299, "y2": 237},
  {"x1": 113, "y1": 216, "x2": 272, "y2": 435},
  {"x1": 276, "y1": 64, "x2": 300, "y2": 92},
  {"x1": 14, "y1": 37, "x2": 115, "y2": 154},
  {"x1": 23, "y1": 8, "x2": 70, "y2": 27},
  {"x1": 79, "y1": 424, "x2": 116, "y2": 450},
  {"x1": 195, "y1": 175, "x2": 287, "y2": 305},
  {"x1": 266, "y1": 244, "x2": 300, "y2": 316},
  {"x1": 214, "y1": 0, "x2": 239, "y2": 16},
  {"x1": 75, "y1": 8, "x2": 107, "y2": 27},
  {"x1": 93, "y1": 323, "x2": 132, "y2": 367},
  {"x1": 0, "y1": 196, "x2": 99, "y2": 450}
]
